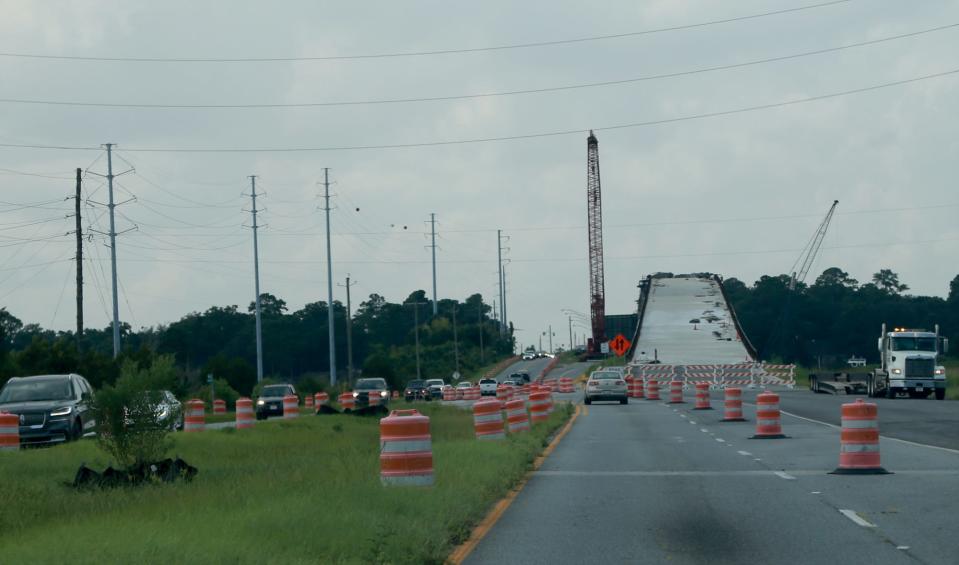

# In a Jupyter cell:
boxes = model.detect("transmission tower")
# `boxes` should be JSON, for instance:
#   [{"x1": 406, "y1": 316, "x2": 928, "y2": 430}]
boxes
[{"x1": 586, "y1": 130, "x2": 606, "y2": 355}]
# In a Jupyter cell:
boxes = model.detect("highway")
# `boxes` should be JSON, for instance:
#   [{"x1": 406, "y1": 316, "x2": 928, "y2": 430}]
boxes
[
  {"x1": 492, "y1": 357, "x2": 556, "y2": 382},
  {"x1": 466, "y1": 392, "x2": 959, "y2": 564}
]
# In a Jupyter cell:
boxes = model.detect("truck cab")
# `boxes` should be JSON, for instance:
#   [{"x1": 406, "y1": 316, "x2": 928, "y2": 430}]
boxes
[{"x1": 872, "y1": 324, "x2": 948, "y2": 399}]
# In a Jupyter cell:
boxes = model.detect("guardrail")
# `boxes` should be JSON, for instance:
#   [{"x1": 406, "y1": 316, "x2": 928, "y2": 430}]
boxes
[{"x1": 629, "y1": 362, "x2": 795, "y2": 389}]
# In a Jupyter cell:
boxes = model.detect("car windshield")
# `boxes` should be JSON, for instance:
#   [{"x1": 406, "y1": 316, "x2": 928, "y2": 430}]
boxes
[
  {"x1": 0, "y1": 378, "x2": 73, "y2": 402},
  {"x1": 456, "y1": 382, "x2": 470, "y2": 388},
  {"x1": 891, "y1": 337, "x2": 937, "y2": 351},
  {"x1": 261, "y1": 385, "x2": 292, "y2": 397},
  {"x1": 425, "y1": 380, "x2": 444, "y2": 387},
  {"x1": 480, "y1": 379, "x2": 496, "y2": 384},
  {"x1": 406, "y1": 380, "x2": 425, "y2": 388},
  {"x1": 355, "y1": 379, "x2": 386, "y2": 390}
]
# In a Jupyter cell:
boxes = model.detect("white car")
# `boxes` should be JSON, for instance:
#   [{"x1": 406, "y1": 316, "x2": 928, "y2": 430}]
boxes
[
  {"x1": 584, "y1": 370, "x2": 628, "y2": 405},
  {"x1": 478, "y1": 378, "x2": 498, "y2": 396},
  {"x1": 455, "y1": 381, "x2": 473, "y2": 390}
]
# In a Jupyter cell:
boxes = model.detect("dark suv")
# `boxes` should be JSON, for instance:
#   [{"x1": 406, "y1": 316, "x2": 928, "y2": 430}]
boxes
[
  {"x1": 255, "y1": 384, "x2": 297, "y2": 420},
  {"x1": 404, "y1": 380, "x2": 429, "y2": 402},
  {"x1": 0, "y1": 374, "x2": 95, "y2": 446}
]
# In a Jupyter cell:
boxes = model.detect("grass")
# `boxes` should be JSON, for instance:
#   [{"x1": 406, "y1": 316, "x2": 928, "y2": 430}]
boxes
[{"x1": 0, "y1": 402, "x2": 573, "y2": 564}]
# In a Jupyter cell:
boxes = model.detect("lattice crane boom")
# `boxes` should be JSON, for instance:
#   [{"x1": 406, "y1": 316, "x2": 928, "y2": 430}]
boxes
[{"x1": 586, "y1": 131, "x2": 606, "y2": 353}]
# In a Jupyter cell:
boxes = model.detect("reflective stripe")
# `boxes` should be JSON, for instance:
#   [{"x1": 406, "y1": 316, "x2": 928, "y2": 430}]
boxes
[
  {"x1": 842, "y1": 419, "x2": 878, "y2": 429},
  {"x1": 381, "y1": 439, "x2": 432, "y2": 453},
  {"x1": 757, "y1": 404, "x2": 779, "y2": 412},
  {"x1": 0, "y1": 426, "x2": 19, "y2": 435},
  {"x1": 758, "y1": 419, "x2": 780, "y2": 427},
  {"x1": 841, "y1": 443, "x2": 880, "y2": 453},
  {"x1": 473, "y1": 413, "x2": 503, "y2": 424}
]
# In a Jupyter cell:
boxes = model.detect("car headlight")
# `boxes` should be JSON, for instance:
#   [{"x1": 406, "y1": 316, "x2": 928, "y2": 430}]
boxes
[
  {"x1": 892, "y1": 368, "x2": 902, "y2": 375},
  {"x1": 352, "y1": 392, "x2": 359, "y2": 398},
  {"x1": 380, "y1": 391, "x2": 388, "y2": 398},
  {"x1": 935, "y1": 368, "x2": 945, "y2": 375},
  {"x1": 158, "y1": 407, "x2": 170, "y2": 419},
  {"x1": 257, "y1": 399, "x2": 265, "y2": 405},
  {"x1": 49, "y1": 406, "x2": 73, "y2": 417}
]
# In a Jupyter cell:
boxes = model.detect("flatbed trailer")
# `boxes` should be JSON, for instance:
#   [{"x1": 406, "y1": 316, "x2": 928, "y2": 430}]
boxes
[{"x1": 808, "y1": 371, "x2": 870, "y2": 395}]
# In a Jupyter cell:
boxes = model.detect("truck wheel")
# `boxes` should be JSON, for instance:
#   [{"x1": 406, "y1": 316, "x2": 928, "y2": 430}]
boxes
[
  {"x1": 866, "y1": 377, "x2": 874, "y2": 397},
  {"x1": 936, "y1": 389, "x2": 945, "y2": 400},
  {"x1": 885, "y1": 386, "x2": 895, "y2": 399}
]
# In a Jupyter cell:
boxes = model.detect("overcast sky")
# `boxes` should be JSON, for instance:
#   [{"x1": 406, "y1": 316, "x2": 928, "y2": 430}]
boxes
[{"x1": 1, "y1": 0, "x2": 957, "y2": 351}]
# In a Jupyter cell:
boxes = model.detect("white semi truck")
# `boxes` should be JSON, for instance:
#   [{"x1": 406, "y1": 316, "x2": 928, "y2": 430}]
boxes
[{"x1": 867, "y1": 324, "x2": 948, "y2": 400}]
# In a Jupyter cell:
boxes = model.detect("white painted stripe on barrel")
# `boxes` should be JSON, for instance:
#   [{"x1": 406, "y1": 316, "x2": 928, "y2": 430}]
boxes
[
  {"x1": 756, "y1": 404, "x2": 780, "y2": 412},
  {"x1": 381, "y1": 439, "x2": 432, "y2": 453},
  {"x1": 840, "y1": 443, "x2": 880, "y2": 453},
  {"x1": 841, "y1": 419, "x2": 878, "y2": 429},
  {"x1": 0, "y1": 426, "x2": 19, "y2": 434},
  {"x1": 758, "y1": 419, "x2": 780, "y2": 427}
]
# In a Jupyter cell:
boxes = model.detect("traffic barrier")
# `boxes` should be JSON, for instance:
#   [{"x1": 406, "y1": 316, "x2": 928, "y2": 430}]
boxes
[
  {"x1": 283, "y1": 395, "x2": 299, "y2": 419},
  {"x1": 235, "y1": 397, "x2": 254, "y2": 429},
  {"x1": 693, "y1": 382, "x2": 712, "y2": 410},
  {"x1": 668, "y1": 380, "x2": 684, "y2": 404},
  {"x1": 634, "y1": 377, "x2": 645, "y2": 399},
  {"x1": 496, "y1": 385, "x2": 512, "y2": 406},
  {"x1": 338, "y1": 392, "x2": 355, "y2": 412},
  {"x1": 473, "y1": 398, "x2": 505, "y2": 440},
  {"x1": 469, "y1": 386, "x2": 482, "y2": 401},
  {"x1": 304, "y1": 395, "x2": 314, "y2": 409},
  {"x1": 380, "y1": 409, "x2": 434, "y2": 486},
  {"x1": 626, "y1": 376, "x2": 636, "y2": 398},
  {"x1": 314, "y1": 392, "x2": 329, "y2": 408},
  {"x1": 505, "y1": 399, "x2": 530, "y2": 433},
  {"x1": 455, "y1": 387, "x2": 464, "y2": 401},
  {"x1": 645, "y1": 378, "x2": 661, "y2": 400},
  {"x1": 521, "y1": 383, "x2": 531, "y2": 397},
  {"x1": 213, "y1": 399, "x2": 226, "y2": 414},
  {"x1": 184, "y1": 399, "x2": 205, "y2": 432},
  {"x1": 0, "y1": 412, "x2": 18, "y2": 451},
  {"x1": 529, "y1": 391, "x2": 550, "y2": 424},
  {"x1": 832, "y1": 398, "x2": 889, "y2": 474},
  {"x1": 443, "y1": 388, "x2": 456, "y2": 402},
  {"x1": 750, "y1": 391, "x2": 786, "y2": 439},
  {"x1": 559, "y1": 377, "x2": 575, "y2": 393},
  {"x1": 721, "y1": 388, "x2": 747, "y2": 422},
  {"x1": 546, "y1": 379, "x2": 559, "y2": 393},
  {"x1": 368, "y1": 392, "x2": 382, "y2": 408}
]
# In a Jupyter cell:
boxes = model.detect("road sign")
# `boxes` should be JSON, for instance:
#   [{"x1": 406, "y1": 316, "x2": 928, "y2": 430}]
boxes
[
  {"x1": 452, "y1": 371, "x2": 461, "y2": 381},
  {"x1": 609, "y1": 334, "x2": 631, "y2": 356},
  {"x1": 600, "y1": 342, "x2": 610, "y2": 354}
]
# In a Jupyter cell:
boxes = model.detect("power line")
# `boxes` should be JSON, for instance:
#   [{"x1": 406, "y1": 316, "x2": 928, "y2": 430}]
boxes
[
  {"x1": 0, "y1": 1, "x2": 853, "y2": 63},
  {"x1": 3, "y1": 67, "x2": 955, "y2": 154},
  {"x1": 3, "y1": 22, "x2": 952, "y2": 110}
]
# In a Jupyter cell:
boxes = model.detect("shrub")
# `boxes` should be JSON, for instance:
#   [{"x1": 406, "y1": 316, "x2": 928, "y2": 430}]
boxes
[{"x1": 190, "y1": 378, "x2": 240, "y2": 410}]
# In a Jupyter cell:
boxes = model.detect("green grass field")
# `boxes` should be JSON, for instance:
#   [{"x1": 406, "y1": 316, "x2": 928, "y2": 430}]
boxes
[{"x1": 0, "y1": 403, "x2": 572, "y2": 564}]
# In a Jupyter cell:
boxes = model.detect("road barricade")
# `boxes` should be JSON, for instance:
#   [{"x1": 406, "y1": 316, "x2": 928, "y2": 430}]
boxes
[
  {"x1": 454, "y1": 387, "x2": 464, "y2": 401},
  {"x1": 496, "y1": 385, "x2": 512, "y2": 406},
  {"x1": 213, "y1": 399, "x2": 226, "y2": 414},
  {"x1": 645, "y1": 379, "x2": 660, "y2": 400},
  {"x1": 505, "y1": 399, "x2": 530, "y2": 434},
  {"x1": 668, "y1": 380, "x2": 684, "y2": 404},
  {"x1": 469, "y1": 386, "x2": 482, "y2": 401},
  {"x1": 721, "y1": 388, "x2": 746, "y2": 422},
  {"x1": 283, "y1": 395, "x2": 299, "y2": 419},
  {"x1": 831, "y1": 398, "x2": 888, "y2": 474},
  {"x1": 184, "y1": 399, "x2": 205, "y2": 432},
  {"x1": 380, "y1": 409, "x2": 434, "y2": 486},
  {"x1": 473, "y1": 399, "x2": 505, "y2": 440},
  {"x1": 0, "y1": 412, "x2": 18, "y2": 451},
  {"x1": 529, "y1": 391, "x2": 550, "y2": 424},
  {"x1": 304, "y1": 395, "x2": 314, "y2": 409},
  {"x1": 338, "y1": 392, "x2": 355, "y2": 412},
  {"x1": 314, "y1": 392, "x2": 329, "y2": 408},
  {"x1": 750, "y1": 391, "x2": 786, "y2": 439},
  {"x1": 368, "y1": 392, "x2": 382, "y2": 408},
  {"x1": 235, "y1": 397, "x2": 254, "y2": 429},
  {"x1": 694, "y1": 382, "x2": 712, "y2": 410},
  {"x1": 559, "y1": 377, "x2": 574, "y2": 393}
]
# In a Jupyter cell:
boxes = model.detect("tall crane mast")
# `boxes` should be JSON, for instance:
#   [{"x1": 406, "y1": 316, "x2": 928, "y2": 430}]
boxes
[
  {"x1": 586, "y1": 131, "x2": 606, "y2": 354},
  {"x1": 790, "y1": 200, "x2": 839, "y2": 290}
]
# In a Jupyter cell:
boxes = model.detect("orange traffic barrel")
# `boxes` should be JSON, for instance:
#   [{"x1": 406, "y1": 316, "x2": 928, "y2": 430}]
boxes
[
  {"x1": 0, "y1": 412, "x2": 19, "y2": 451},
  {"x1": 213, "y1": 399, "x2": 226, "y2": 414},
  {"x1": 751, "y1": 391, "x2": 786, "y2": 439},
  {"x1": 338, "y1": 392, "x2": 355, "y2": 412},
  {"x1": 443, "y1": 388, "x2": 455, "y2": 402},
  {"x1": 469, "y1": 386, "x2": 481, "y2": 401},
  {"x1": 304, "y1": 395, "x2": 314, "y2": 409},
  {"x1": 694, "y1": 382, "x2": 712, "y2": 410},
  {"x1": 625, "y1": 376, "x2": 636, "y2": 398},
  {"x1": 454, "y1": 387, "x2": 464, "y2": 401},
  {"x1": 380, "y1": 409, "x2": 434, "y2": 486},
  {"x1": 721, "y1": 388, "x2": 747, "y2": 422},
  {"x1": 505, "y1": 399, "x2": 529, "y2": 434},
  {"x1": 559, "y1": 377, "x2": 574, "y2": 393},
  {"x1": 645, "y1": 379, "x2": 660, "y2": 400},
  {"x1": 529, "y1": 391, "x2": 550, "y2": 424},
  {"x1": 496, "y1": 385, "x2": 510, "y2": 406},
  {"x1": 282, "y1": 395, "x2": 299, "y2": 419},
  {"x1": 831, "y1": 399, "x2": 889, "y2": 474},
  {"x1": 634, "y1": 377, "x2": 645, "y2": 399},
  {"x1": 521, "y1": 383, "x2": 531, "y2": 397},
  {"x1": 314, "y1": 392, "x2": 329, "y2": 408},
  {"x1": 235, "y1": 397, "x2": 254, "y2": 429},
  {"x1": 668, "y1": 380, "x2": 685, "y2": 404},
  {"x1": 184, "y1": 399, "x2": 206, "y2": 432},
  {"x1": 473, "y1": 398, "x2": 506, "y2": 440}
]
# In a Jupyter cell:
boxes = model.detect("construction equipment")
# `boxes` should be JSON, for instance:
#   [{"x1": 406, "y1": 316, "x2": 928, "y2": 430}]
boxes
[{"x1": 586, "y1": 131, "x2": 606, "y2": 355}]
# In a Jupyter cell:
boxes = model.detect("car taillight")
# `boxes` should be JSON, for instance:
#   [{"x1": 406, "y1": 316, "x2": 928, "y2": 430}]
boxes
[{"x1": 616, "y1": 381, "x2": 625, "y2": 386}]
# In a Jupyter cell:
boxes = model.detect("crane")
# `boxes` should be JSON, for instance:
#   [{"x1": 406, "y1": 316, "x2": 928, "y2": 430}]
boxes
[
  {"x1": 586, "y1": 130, "x2": 606, "y2": 355},
  {"x1": 789, "y1": 200, "x2": 839, "y2": 290}
]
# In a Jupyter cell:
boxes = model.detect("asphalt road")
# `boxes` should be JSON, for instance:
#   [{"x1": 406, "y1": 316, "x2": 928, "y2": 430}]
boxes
[
  {"x1": 467, "y1": 392, "x2": 959, "y2": 565},
  {"x1": 493, "y1": 357, "x2": 554, "y2": 382}
]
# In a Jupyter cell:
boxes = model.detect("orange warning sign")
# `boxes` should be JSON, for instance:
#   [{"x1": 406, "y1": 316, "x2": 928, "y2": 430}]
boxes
[{"x1": 609, "y1": 334, "x2": 631, "y2": 356}]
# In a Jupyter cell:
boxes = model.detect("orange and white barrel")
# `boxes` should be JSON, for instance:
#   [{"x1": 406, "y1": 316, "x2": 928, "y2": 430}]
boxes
[
  {"x1": 559, "y1": 377, "x2": 574, "y2": 393},
  {"x1": 339, "y1": 392, "x2": 355, "y2": 412},
  {"x1": 184, "y1": 399, "x2": 206, "y2": 432},
  {"x1": 213, "y1": 399, "x2": 226, "y2": 414},
  {"x1": 369, "y1": 392, "x2": 383, "y2": 407},
  {"x1": 546, "y1": 379, "x2": 559, "y2": 393},
  {"x1": 521, "y1": 383, "x2": 531, "y2": 396},
  {"x1": 529, "y1": 391, "x2": 550, "y2": 424},
  {"x1": 625, "y1": 376, "x2": 636, "y2": 398},
  {"x1": 751, "y1": 391, "x2": 785, "y2": 439},
  {"x1": 470, "y1": 386, "x2": 481, "y2": 401},
  {"x1": 235, "y1": 397, "x2": 254, "y2": 429},
  {"x1": 304, "y1": 395, "x2": 314, "y2": 409},
  {"x1": 694, "y1": 382, "x2": 712, "y2": 410},
  {"x1": 505, "y1": 398, "x2": 530, "y2": 433},
  {"x1": 721, "y1": 388, "x2": 746, "y2": 422},
  {"x1": 455, "y1": 387, "x2": 464, "y2": 401},
  {"x1": 283, "y1": 395, "x2": 299, "y2": 419},
  {"x1": 668, "y1": 380, "x2": 685, "y2": 404},
  {"x1": 496, "y1": 385, "x2": 510, "y2": 406},
  {"x1": 645, "y1": 379, "x2": 660, "y2": 400},
  {"x1": 473, "y1": 398, "x2": 505, "y2": 440},
  {"x1": 314, "y1": 392, "x2": 329, "y2": 408},
  {"x1": 0, "y1": 412, "x2": 19, "y2": 451},
  {"x1": 833, "y1": 398, "x2": 888, "y2": 474},
  {"x1": 443, "y1": 388, "x2": 456, "y2": 402},
  {"x1": 380, "y1": 409, "x2": 434, "y2": 486}
]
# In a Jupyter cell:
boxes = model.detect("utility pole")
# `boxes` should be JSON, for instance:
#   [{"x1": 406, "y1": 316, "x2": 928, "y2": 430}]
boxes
[
  {"x1": 568, "y1": 316, "x2": 573, "y2": 354},
  {"x1": 404, "y1": 301, "x2": 426, "y2": 380},
  {"x1": 338, "y1": 275, "x2": 358, "y2": 383},
  {"x1": 502, "y1": 266, "x2": 508, "y2": 333},
  {"x1": 430, "y1": 213, "x2": 437, "y2": 316},
  {"x1": 478, "y1": 300, "x2": 485, "y2": 363},
  {"x1": 74, "y1": 168, "x2": 83, "y2": 351},
  {"x1": 248, "y1": 176, "x2": 264, "y2": 383},
  {"x1": 322, "y1": 168, "x2": 337, "y2": 386},
  {"x1": 452, "y1": 304, "x2": 460, "y2": 375},
  {"x1": 497, "y1": 230, "x2": 504, "y2": 335},
  {"x1": 548, "y1": 324, "x2": 554, "y2": 354},
  {"x1": 105, "y1": 144, "x2": 120, "y2": 357}
]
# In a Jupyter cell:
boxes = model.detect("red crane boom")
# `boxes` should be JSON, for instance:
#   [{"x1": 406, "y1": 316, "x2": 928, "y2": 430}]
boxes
[{"x1": 586, "y1": 131, "x2": 606, "y2": 354}]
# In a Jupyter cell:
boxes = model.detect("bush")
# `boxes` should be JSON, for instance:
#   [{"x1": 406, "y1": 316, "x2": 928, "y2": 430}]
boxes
[{"x1": 190, "y1": 378, "x2": 240, "y2": 410}]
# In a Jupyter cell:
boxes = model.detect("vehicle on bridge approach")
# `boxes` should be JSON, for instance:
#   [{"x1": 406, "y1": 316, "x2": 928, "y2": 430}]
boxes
[
  {"x1": 352, "y1": 378, "x2": 391, "y2": 408},
  {"x1": 478, "y1": 378, "x2": 498, "y2": 396},
  {"x1": 584, "y1": 370, "x2": 628, "y2": 405},
  {"x1": 868, "y1": 324, "x2": 948, "y2": 399}
]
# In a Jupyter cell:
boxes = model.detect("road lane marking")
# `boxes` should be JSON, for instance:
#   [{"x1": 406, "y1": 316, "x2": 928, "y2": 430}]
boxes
[
  {"x1": 737, "y1": 451, "x2": 752, "y2": 456},
  {"x1": 774, "y1": 471, "x2": 796, "y2": 480},
  {"x1": 715, "y1": 438, "x2": 725, "y2": 443},
  {"x1": 700, "y1": 428, "x2": 709, "y2": 433},
  {"x1": 897, "y1": 546, "x2": 910, "y2": 551},
  {"x1": 839, "y1": 509, "x2": 876, "y2": 528},
  {"x1": 688, "y1": 420, "x2": 697, "y2": 425}
]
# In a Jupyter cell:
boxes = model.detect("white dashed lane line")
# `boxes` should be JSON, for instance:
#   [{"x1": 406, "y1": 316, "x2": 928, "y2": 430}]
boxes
[
  {"x1": 774, "y1": 471, "x2": 796, "y2": 480},
  {"x1": 839, "y1": 509, "x2": 876, "y2": 528}
]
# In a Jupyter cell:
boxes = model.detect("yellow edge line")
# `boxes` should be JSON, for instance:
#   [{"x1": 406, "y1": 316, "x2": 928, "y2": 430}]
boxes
[{"x1": 447, "y1": 403, "x2": 581, "y2": 565}]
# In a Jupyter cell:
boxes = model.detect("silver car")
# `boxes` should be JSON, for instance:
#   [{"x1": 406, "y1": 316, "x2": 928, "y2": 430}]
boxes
[{"x1": 584, "y1": 370, "x2": 628, "y2": 405}]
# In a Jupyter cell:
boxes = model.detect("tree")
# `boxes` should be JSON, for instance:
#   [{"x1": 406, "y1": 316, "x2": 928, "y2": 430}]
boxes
[
  {"x1": 872, "y1": 269, "x2": 909, "y2": 295},
  {"x1": 814, "y1": 267, "x2": 858, "y2": 288},
  {"x1": 249, "y1": 293, "x2": 287, "y2": 316}
]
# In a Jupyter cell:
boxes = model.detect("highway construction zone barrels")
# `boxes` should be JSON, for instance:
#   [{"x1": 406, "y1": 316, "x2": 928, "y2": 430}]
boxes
[
  {"x1": 304, "y1": 395, "x2": 314, "y2": 409},
  {"x1": 314, "y1": 392, "x2": 329, "y2": 408},
  {"x1": 529, "y1": 391, "x2": 550, "y2": 424},
  {"x1": 469, "y1": 386, "x2": 481, "y2": 401},
  {"x1": 645, "y1": 379, "x2": 660, "y2": 400},
  {"x1": 380, "y1": 409, "x2": 434, "y2": 486},
  {"x1": 505, "y1": 399, "x2": 530, "y2": 434},
  {"x1": 831, "y1": 399, "x2": 889, "y2": 475},
  {"x1": 547, "y1": 379, "x2": 559, "y2": 393},
  {"x1": 184, "y1": 399, "x2": 205, "y2": 432},
  {"x1": 634, "y1": 377, "x2": 645, "y2": 399},
  {"x1": 283, "y1": 395, "x2": 299, "y2": 419},
  {"x1": 626, "y1": 376, "x2": 638, "y2": 398},
  {"x1": 338, "y1": 392, "x2": 355, "y2": 412},
  {"x1": 721, "y1": 388, "x2": 747, "y2": 422},
  {"x1": 668, "y1": 380, "x2": 684, "y2": 404},
  {"x1": 454, "y1": 387, "x2": 464, "y2": 401},
  {"x1": 213, "y1": 399, "x2": 226, "y2": 414},
  {"x1": 750, "y1": 391, "x2": 786, "y2": 439},
  {"x1": 473, "y1": 399, "x2": 505, "y2": 440},
  {"x1": 694, "y1": 382, "x2": 712, "y2": 410},
  {"x1": 496, "y1": 385, "x2": 511, "y2": 406},
  {"x1": 559, "y1": 377, "x2": 574, "y2": 394},
  {"x1": 235, "y1": 397, "x2": 254, "y2": 429},
  {"x1": 521, "y1": 383, "x2": 531, "y2": 397},
  {"x1": 0, "y1": 412, "x2": 18, "y2": 451},
  {"x1": 443, "y1": 388, "x2": 455, "y2": 402}
]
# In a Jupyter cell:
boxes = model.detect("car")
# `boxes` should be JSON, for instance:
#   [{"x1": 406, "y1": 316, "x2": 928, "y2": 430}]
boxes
[
  {"x1": 478, "y1": 378, "x2": 498, "y2": 396},
  {"x1": 403, "y1": 379, "x2": 430, "y2": 402},
  {"x1": 0, "y1": 373, "x2": 96, "y2": 445},
  {"x1": 455, "y1": 381, "x2": 473, "y2": 391},
  {"x1": 508, "y1": 371, "x2": 531, "y2": 383},
  {"x1": 502, "y1": 379, "x2": 524, "y2": 388},
  {"x1": 424, "y1": 378, "x2": 446, "y2": 400},
  {"x1": 584, "y1": 370, "x2": 628, "y2": 405},
  {"x1": 522, "y1": 352, "x2": 536, "y2": 361},
  {"x1": 352, "y1": 378, "x2": 390, "y2": 408},
  {"x1": 255, "y1": 383, "x2": 297, "y2": 420}
]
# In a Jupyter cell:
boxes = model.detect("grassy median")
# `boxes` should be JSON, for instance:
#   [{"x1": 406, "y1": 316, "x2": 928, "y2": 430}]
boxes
[{"x1": 0, "y1": 402, "x2": 572, "y2": 564}]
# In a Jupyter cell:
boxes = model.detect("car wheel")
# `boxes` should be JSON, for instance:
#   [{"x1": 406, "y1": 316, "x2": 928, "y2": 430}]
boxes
[
  {"x1": 70, "y1": 419, "x2": 83, "y2": 441},
  {"x1": 584, "y1": 397, "x2": 592, "y2": 405},
  {"x1": 885, "y1": 386, "x2": 896, "y2": 399},
  {"x1": 936, "y1": 388, "x2": 945, "y2": 400},
  {"x1": 620, "y1": 397, "x2": 628, "y2": 405}
]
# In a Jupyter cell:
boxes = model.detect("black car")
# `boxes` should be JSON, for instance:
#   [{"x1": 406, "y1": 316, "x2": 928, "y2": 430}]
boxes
[
  {"x1": 353, "y1": 378, "x2": 390, "y2": 408},
  {"x1": 0, "y1": 374, "x2": 95, "y2": 446},
  {"x1": 404, "y1": 380, "x2": 430, "y2": 402},
  {"x1": 509, "y1": 371, "x2": 531, "y2": 383},
  {"x1": 255, "y1": 384, "x2": 297, "y2": 420}
]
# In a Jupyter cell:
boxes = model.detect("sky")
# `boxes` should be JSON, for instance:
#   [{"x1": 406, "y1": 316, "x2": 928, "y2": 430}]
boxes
[{"x1": 1, "y1": 0, "x2": 957, "y2": 352}]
